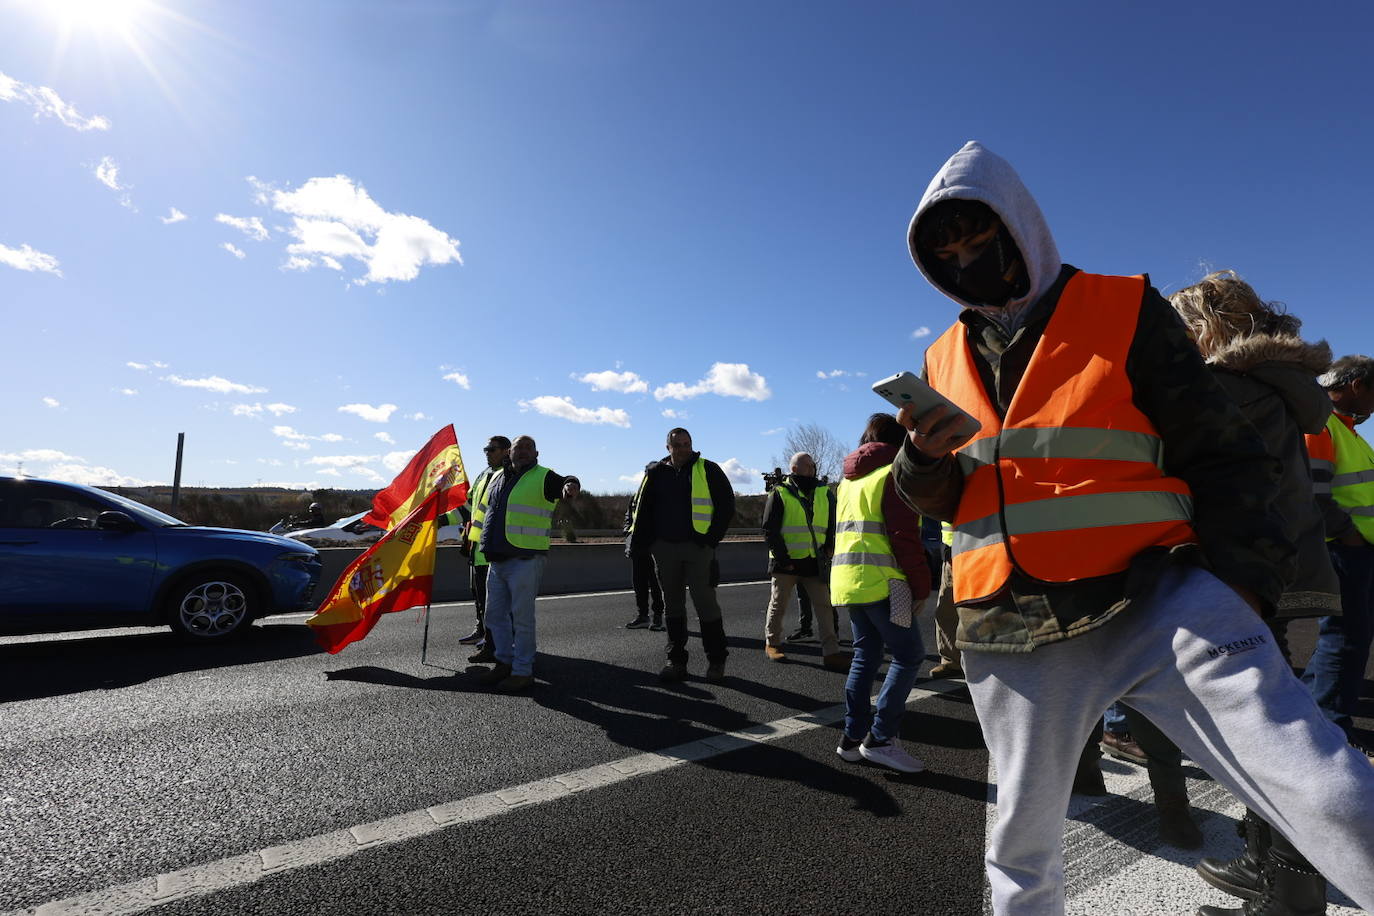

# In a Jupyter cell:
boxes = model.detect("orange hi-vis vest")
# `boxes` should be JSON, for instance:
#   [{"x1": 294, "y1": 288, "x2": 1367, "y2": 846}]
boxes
[{"x1": 925, "y1": 272, "x2": 1198, "y2": 604}]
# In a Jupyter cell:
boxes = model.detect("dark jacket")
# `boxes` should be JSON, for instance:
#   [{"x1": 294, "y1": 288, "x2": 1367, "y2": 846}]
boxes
[
  {"x1": 844, "y1": 443, "x2": 931, "y2": 600},
  {"x1": 761, "y1": 476, "x2": 836, "y2": 577},
  {"x1": 478, "y1": 463, "x2": 576, "y2": 561},
  {"x1": 1209, "y1": 333, "x2": 1339, "y2": 617},
  {"x1": 893, "y1": 269, "x2": 1295, "y2": 652},
  {"x1": 627, "y1": 453, "x2": 736, "y2": 553}
]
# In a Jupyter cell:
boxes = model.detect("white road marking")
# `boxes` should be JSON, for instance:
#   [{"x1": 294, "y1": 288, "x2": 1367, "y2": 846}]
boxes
[{"x1": 6, "y1": 679, "x2": 964, "y2": 916}]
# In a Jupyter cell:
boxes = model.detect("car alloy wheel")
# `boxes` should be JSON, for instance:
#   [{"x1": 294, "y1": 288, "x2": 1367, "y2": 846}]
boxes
[{"x1": 175, "y1": 576, "x2": 252, "y2": 639}]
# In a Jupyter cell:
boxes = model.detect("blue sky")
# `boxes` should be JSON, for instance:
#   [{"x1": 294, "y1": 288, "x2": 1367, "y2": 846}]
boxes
[{"x1": 3, "y1": 0, "x2": 1371, "y2": 496}]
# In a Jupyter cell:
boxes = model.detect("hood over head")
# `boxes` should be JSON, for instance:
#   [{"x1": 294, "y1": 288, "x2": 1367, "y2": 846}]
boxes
[
  {"x1": 1210, "y1": 334, "x2": 1334, "y2": 434},
  {"x1": 908, "y1": 141, "x2": 1062, "y2": 332},
  {"x1": 843, "y1": 442, "x2": 899, "y2": 480}
]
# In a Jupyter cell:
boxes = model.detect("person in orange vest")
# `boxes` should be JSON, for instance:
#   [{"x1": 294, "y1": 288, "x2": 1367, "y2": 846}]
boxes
[
  {"x1": 1301, "y1": 355, "x2": 1374, "y2": 735},
  {"x1": 892, "y1": 140, "x2": 1374, "y2": 916}
]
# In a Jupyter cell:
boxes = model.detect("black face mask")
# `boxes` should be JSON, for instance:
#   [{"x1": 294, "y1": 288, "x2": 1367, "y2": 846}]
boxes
[{"x1": 937, "y1": 226, "x2": 1027, "y2": 306}]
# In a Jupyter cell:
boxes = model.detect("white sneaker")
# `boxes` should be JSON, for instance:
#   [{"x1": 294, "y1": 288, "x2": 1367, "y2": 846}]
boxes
[
  {"x1": 859, "y1": 737, "x2": 925, "y2": 773},
  {"x1": 835, "y1": 735, "x2": 863, "y2": 762}
]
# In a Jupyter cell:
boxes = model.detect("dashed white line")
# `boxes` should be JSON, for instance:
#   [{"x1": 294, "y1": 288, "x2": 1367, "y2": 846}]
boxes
[{"x1": 7, "y1": 679, "x2": 964, "y2": 916}]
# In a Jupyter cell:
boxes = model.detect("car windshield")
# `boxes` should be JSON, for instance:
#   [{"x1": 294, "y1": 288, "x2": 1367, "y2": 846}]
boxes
[{"x1": 95, "y1": 488, "x2": 189, "y2": 527}]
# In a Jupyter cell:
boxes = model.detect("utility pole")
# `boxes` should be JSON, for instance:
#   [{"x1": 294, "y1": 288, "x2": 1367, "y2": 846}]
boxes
[{"x1": 171, "y1": 432, "x2": 185, "y2": 511}]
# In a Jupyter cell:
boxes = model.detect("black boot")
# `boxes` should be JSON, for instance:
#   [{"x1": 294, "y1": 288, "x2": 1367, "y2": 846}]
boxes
[
  {"x1": 700, "y1": 617, "x2": 728, "y2": 682},
  {"x1": 659, "y1": 616, "x2": 689, "y2": 681},
  {"x1": 1197, "y1": 809, "x2": 1270, "y2": 901},
  {"x1": 1195, "y1": 829, "x2": 1326, "y2": 916},
  {"x1": 1147, "y1": 753, "x2": 1201, "y2": 850}
]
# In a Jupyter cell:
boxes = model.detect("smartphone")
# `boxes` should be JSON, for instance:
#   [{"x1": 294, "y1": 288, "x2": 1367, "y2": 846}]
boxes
[{"x1": 871, "y1": 371, "x2": 982, "y2": 440}]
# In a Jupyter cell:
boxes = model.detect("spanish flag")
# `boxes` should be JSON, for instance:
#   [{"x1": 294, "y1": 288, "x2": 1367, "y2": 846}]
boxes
[
  {"x1": 306, "y1": 491, "x2": 443, "y2": 654},
  {"x1": 362, "y1": 425, "x2": 469, "y2": 531}
]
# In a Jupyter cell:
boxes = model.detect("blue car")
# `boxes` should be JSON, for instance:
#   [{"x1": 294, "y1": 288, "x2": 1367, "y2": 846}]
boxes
[{"x1": 0, "y1": 476, "x2": 322, "y2": 641}]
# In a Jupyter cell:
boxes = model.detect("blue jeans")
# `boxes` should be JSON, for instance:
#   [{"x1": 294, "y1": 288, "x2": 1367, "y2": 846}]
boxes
[
  {"x1": 842, "y1": 598, "x2": 924, "y2": 743},
  {"x1": 485, "y1": 554, "x2": 546, "y2": 677},
  {"x1": 1302, "y1": 542, "x2": 1374, "y2": 734},
  {"x1": 1103, "y1": 701, "x2": 1128, "y2": 735}
]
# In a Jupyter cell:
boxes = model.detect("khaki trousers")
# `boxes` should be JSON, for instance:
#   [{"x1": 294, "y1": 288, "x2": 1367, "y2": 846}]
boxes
[{"x1": 766, "y1": 573, "x2": 839, "y2": 655}]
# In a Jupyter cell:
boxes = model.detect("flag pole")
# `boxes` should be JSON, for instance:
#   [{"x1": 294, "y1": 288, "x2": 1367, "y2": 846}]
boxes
[{"x1": 420, "y1": 601, "x2": 434, "y2": 666}]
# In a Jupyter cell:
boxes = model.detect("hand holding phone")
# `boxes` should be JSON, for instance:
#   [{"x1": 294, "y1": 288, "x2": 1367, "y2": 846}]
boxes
[{"x1": 872, "y1": 372, "x2": 981, "y2": 458}]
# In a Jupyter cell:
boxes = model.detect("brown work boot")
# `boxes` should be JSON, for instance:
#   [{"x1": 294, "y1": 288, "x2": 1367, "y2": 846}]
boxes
[
  {"x1": 765, "y1": 645, "x2": 786, "y2": 662},
  {"x1": 823, "y1": 652, "x2": 851, "y2": 672},
  {"x1": 477, "y1": 663, "x2": 511, "y2": 686},
  {"x1": 497, "y1": 674, "x2": 533, "y2": 693},
  {"x1": 928, "y1": 661, "x2": 964, "y2": 679},
  {"x1": 1101, "y1": 730, "x2": 1148, "y2": 766}
]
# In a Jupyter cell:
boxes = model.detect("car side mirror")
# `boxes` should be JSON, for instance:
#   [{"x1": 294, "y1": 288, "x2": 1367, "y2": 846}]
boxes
[{"x1": 97, "y1": 510, "x2": 140, "y2": 532}]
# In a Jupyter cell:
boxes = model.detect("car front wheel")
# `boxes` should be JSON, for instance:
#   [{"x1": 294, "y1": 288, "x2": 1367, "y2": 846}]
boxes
[{"x1": 167, "y1": 572, "x2": 257, "y2": 641}]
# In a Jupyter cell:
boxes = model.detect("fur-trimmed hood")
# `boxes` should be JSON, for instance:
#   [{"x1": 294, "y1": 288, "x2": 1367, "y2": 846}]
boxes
[{"x1": 1209, "y1": 334, "x2": 1333, "y2": 435}]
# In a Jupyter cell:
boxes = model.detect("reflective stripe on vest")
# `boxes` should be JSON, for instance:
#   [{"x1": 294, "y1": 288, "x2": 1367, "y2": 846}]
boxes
[
  {"x1": 477, "y1": 465, "x2": 558, "y2": 551},
  {"x1": 771, "y1": 482, "x2": 830, "y2": 560},
  {"x1": 466, "y1": 467, "x2": 495, "y2": 566},
  {"x1": 830, "y1": 465, "x2": 906, "y2": 607},
  {"x1": 926, "y1": 271, "x2": 1198, "y2": 605},
  {"x1": 1326, "y1": 414, "x2": 1374, "y2": 543}
]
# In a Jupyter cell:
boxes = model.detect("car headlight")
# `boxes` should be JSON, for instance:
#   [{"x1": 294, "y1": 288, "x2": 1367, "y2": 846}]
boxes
[{"x1": 277, "y1": 551, "x2": 319, "y2": 566}]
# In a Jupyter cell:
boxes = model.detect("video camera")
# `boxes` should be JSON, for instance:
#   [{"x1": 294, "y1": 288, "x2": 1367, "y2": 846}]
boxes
[{"x1": 761, "y1": 468, "x2": 831, "y2": 491}]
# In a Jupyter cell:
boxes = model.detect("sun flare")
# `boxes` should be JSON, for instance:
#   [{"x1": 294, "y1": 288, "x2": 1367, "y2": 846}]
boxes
[{"x1": 45, "y1": 0, "x2": 153, "y2": 31}]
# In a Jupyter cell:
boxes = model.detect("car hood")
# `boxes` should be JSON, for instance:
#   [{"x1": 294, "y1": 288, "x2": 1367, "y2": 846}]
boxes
[{"x1": 161, "y1": 526, "x2": 319, "y2": 554}]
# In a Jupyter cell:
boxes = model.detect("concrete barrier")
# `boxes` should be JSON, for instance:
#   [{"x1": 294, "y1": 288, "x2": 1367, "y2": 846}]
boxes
[{"x1": 314, "y1": 540, "x2": 769, "y2": 606}]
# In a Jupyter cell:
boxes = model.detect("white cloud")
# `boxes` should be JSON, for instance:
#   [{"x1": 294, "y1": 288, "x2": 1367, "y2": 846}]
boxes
[
  {"x1": 912, "y1": 326, "x2": 932, "y2": 339},
  {"x1": 0, "y1": 448, "x2": 85, "y2": 465},
  {"x1": 817, "y1": 369, "x2": 849, "y2": 379},
  {"x1": 761, "y1": 427, "x2": 785, "y2": 435},
  {"x1": 661, "y1": 409, "x2": 685, "y2": 419},
  {"x1": 93, "y1": 157, "x2": 136, "y2": 210},
  {"x1": 272, "y1": 425, "x2": 308, "y2": 442},
  {"x1": 252, "y1": 479, "x2": 322, "y2": 488},
  {"x1": 0, "y1": 71, "x2": 110, "y2": 131},
  {"x1": 338, "y1": 403, "x2": 398, "y2": 423},
  {"x1": 215, "y1": 213, "x2": 269, "y2": 241},
  {"x1": 45, "y1": 463, "x2": 156, "y2": 486},
  {"x1": 319, "y1": 433, "x2": 344, "y2": 442},
  {"x1": 256, "y1": 458, "x2": 285, "y2": 467},
  {"x1": 307, "y1": 454, "x2": 376, "y2": 470},
  {"x1": 576, "y1": 370, "x2": 648, "y2": 394},
  {"x1": 282, "y1": 440, "x2": 310, "y2": 451},
  {"x1": 0, "y1": 242, "x2": 62, "y2": 276},
  {"x1": 375, "y1": 432, "x2": 395, "y2": 444},
  {"x1": 382, "y1": 450, "x2": 417, "y2": 473},
  {"x1": 653, "y1": 362, "x2": 771, "y2": 402},
  {"x1": 127, "y1": 361, "x2": 148, "y2": 370},
  {"x1": 518, "y1": 395, "x2": 631, "y2": 428},
  {"x1": 221, "y1": 242, "x2": 246, "y2": 260},
  {"x1": 232, "y1": 402, "x2": 297, "y2": 418},
  {"x1": 442, "y1": 371, "x2": 471, "y2": 390},
  {"x1": 118, "y1": 388, "x2": 138, "y2": 396},
  {"x1": 618, "y1": 469, "x2": 646, "y2": 488},
  {"x1": 42, "y1": 396, "x2": 60, "y2": 408},
  {"x1": 718, "y1": 457, "x2": 763, "y2": 492},
  {"x1": 249, "y1": 174, "x2": 461, "y2": 284},
  {"x1": 161, "y1": 207, "x2": 188, "y2": 224},
  {"x1": 153, "y1": 361, "x2": 168, "y2": 368},
  {"x1": 317, "y1": 468, "x2": 341, "y2": 477},
  {"x1": 406, "y1": 411, "x2": 429, "y2": 421},
  {"x1": 164, "y1": 374, "x2": 266, "y2": 395}
]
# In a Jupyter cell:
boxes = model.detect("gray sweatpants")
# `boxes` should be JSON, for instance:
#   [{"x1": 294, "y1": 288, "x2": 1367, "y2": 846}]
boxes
[{"x1": 965, "y1": 565, "x2": 1374, "y2": 916}]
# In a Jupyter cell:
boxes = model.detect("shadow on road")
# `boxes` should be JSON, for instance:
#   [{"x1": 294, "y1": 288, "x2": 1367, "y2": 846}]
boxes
[{"x1": 0, "y1": 624, "x2": 324, "y2": 703}]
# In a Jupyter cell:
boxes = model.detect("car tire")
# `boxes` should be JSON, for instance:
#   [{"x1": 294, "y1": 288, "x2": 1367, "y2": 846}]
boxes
[{"x1": 166, "y1": 570, "x2": 258, "y2": 642}]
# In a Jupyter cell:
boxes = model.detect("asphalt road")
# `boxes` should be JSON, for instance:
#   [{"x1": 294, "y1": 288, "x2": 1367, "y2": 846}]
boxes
[{"x1": 2, "y1": 583, "x2": 1370, "y2": 915}]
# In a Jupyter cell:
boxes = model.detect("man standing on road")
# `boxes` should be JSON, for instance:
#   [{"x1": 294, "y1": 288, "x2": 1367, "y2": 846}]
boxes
[
  {"x1": 894, "y1": 140, "x2": 1374, "y2": 915},
  {"x1": 761, "y1": 451, "x2": 846, "y2": 670},
  {"x1": 472, "y1": 435, "x2": 579, "y2": 692},
  {"x1": 627, "y1": 428, "x2": 736, "y2": 683},
  {"x1": 451, "y1": 435, "x2": 510, "y2": 662},
  {"x1": 1303, "y1": 354, "x2": 1374, "y2": 736}
]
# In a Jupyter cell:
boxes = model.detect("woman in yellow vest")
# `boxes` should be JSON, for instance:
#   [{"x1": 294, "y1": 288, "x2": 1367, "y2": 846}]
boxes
[
  {"x1": 831, "y1": 414, "x2": 931, "y2": 774},
  {"x1": 894, "y1": 140, "x2": 1374, "y2": 916}
]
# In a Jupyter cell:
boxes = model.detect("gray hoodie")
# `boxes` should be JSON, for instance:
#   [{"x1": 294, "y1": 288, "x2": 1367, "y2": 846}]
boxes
[{"x1": 907, "y1": 141, "x2": 1062, "y2": 331}]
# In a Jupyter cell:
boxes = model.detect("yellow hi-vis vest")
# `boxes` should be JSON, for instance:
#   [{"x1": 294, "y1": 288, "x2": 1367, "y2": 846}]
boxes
[
  {"x1": 1328, "y1": 414, "x2": 1374, "y2": 544},
  {"x1": 830, "y1": 465, "x2": 906, "y2": 606},
  {"x1": 940, "y1": 520, "x2": 954, "y2": 548},
  {"x1": 464, "y1": 467, "x2": 496, "y2": 567},
  {"x1": 771, "y1": 481, "x2": 830, "y2": 561},
  {"x1": 471, "y1": 465, "x2": 557, "y2": 552},
  {"x1": 627, "y1": 457, "x2": 715, "y2": 536}
]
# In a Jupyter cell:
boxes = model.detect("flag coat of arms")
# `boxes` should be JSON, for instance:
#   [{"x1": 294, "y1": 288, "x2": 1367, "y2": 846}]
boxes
[
  {"x1": 306, "y1": 491, "x2": 443, "y2": 654},
  {"x1": 363, "y1": 424, "x2": 469, "y2": 531}
]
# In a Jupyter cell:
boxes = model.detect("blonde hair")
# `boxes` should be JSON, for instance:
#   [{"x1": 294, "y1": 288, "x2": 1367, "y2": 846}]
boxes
[{"x1": 1168, "y1": 270, "x2": 1301, "y2": 360}]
